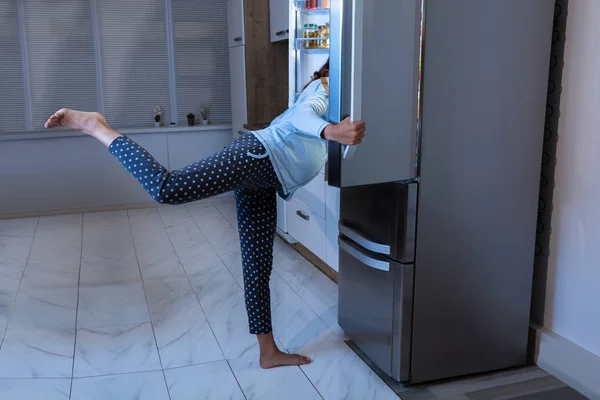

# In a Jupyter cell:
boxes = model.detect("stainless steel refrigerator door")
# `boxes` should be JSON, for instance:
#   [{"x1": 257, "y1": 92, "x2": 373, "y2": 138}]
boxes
[
  {"x1": 328, "y1": 0, "x2": 422, "y2": 187},
  {"x1": 339, "y1": 182, "x2": 417, "y2": 263},
  {"x1": 338, "y1": 237, "x2": 414, "y2": 382}
]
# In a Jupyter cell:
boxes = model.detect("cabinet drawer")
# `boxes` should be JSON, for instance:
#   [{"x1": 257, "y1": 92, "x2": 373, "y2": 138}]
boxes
[
  {"x1": 287, "y1": 200, "x2": 327, "y2": 262},
  {"x1": 292, "y1": 173, "x2": 326, "y2": 219}
]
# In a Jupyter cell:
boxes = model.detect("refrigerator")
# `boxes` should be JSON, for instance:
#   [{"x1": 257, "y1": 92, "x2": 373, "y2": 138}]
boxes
[{"x1": 290, "y1": 0, "x2": 556, "y2": 384}]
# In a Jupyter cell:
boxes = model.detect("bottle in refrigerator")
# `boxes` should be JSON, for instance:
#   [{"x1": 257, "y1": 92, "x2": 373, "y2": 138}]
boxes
[
  {"x1": 306, "y1": 0, "x2": 317, "y2": 10},
  {"x1": 320, "y1": 0, "x2": 330, "y2": 9}
]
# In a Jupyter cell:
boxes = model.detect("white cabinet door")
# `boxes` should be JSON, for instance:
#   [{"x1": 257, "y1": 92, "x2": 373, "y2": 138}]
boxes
[
  {"x1": 229, "y1": 46, "x2": 248, "y2": 135},
  {"x1": 269, "y1": 0, "x2": 289, "y2": 42},
  {"x1": 228, "y1": 0, "x2": 245, "y2": 47},
  {"x1": 287, "y1": 200, "x2": 327, "y2": 262}
]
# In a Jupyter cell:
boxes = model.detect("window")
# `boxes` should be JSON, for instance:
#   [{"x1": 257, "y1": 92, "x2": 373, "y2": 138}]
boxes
[
  {"x1": 0, "y1": 0, "x2": 230, "y2": 133},
  {"x1": 24, "y1": 0, "x2": 98, "y2": 130},
  {"x1": 0, "y1": 1, "x2": 27, "y2": 132},
  {"x1": 172, "y1": 0, "x2": 231, "y2": 125}
]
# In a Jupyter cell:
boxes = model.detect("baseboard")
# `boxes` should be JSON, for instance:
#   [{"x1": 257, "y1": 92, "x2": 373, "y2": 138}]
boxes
[
  {"x1": 291, "y1": 241, "x2": 339, "y2": 284},
  {"x1": 531, "y1": 323, "x2": 600, "y2": 399}
]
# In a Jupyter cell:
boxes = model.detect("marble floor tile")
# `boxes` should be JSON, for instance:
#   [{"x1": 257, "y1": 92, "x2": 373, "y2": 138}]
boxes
[
  {"x1": 9, "y1": 286, "x2": 77, "y2": 330},
  {"x1": 145, "y1": 278, "x2": 223, "y2": 368},
  {"x1": 188, "y1": 258, "x2": 242, "y2": 315},
  {"x1": 270, "y1": 274, "x2": 331, "y2": 350},
  {"x1": 71, "y1": 371, "x2": 170, "y2": 400},
  {"x1": 35, "y1": 214, "x2": 82, "y2": 239},
  {"x1": 176, "y1": 237, "x2": 229, "y2": 281},
  {"x1": 138, "y1": 252, "x2": 188, "y2": 282},
  {"x1": 229, "y1": 352, "x2": 321, "y2": 400},
  {"x1": 212, "y1": 196, "x2": 238, "y2": 228},
  {"x1": 0, "y1": 276, "x2": 20, "y2": 336},
  {"x1": 79, "y1": 257, "x2": 142, "y2": 286},
  {"x1": 164, "y1": 360, "x2": 245, "y2": 400},
  {"x1": 74, "y1": 322, "x2": 161, "y2": 377},
  {"x1": 77, "y1": 282, "x2": 150, "y2": 329},
  {"x1": 0, "y1": 378, "x2": 71, "y2": 400},
  {"x1": 0, "y1": 217, "x2": 38, "y2": 237},
  {"x1": 0, "y1": 328, "x2": 75, "y2": 378},
  {"x1": 293, "y1": 334, "x2": 398, "y2": 400},
  {"x1": 27, "y1": 236, "x2": 82, "y2": 270},
  {"x1": 187, "y1": 203, "x2": 239, "y2": 253},
  {"x1": 129, "y1": 209, "x2": 188, "y2": 282},
  {"x1": 203, "y1": 288, "x2": 259, "y2": 360},
  {"x1": 20, "y1": 260, "x2": 80, "y2": 289},
  {"x1": 0, "y1": 235, "x2": 34, "y2": 282},
  {"x1": 219, "y1": 248, "x2": 245, "y2": 288}
]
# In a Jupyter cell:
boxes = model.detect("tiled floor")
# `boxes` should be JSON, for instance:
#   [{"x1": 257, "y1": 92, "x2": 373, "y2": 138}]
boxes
[{"x1": 0, "y1": 196, "x2": 588, "y2": 400}]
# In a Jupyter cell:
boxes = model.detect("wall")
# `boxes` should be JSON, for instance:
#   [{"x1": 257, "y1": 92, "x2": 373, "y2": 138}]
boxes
[
  {"x1": 0, "y1": 127, "x2": 232, "y2": 217},
  {"x1": 530, "y1": 1, "x2": 600, "y2": 398},
  {"x1": 543, "y1": 0, "x2": 600, "y2": 357}
]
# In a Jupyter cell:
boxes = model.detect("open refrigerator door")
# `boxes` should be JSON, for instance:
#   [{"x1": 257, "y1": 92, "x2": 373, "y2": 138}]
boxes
[{"x1": 289, "y1": 1, "x2": 331, "y2": 108}]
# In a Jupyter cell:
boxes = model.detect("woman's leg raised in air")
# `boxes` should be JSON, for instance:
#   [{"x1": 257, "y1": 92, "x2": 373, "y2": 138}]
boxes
[
  {"x1": 235, "y1": 187, "x2": 311, "y2": 368},
  {"x1": 45, "y1": 109, "x2": 268, "y2": 204}
]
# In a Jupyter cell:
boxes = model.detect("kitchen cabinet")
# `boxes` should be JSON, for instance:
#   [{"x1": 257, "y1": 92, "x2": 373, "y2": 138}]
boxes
[
  {"x1": 269, "y1": 0, "x2": 289, "y2": 42},
  {"x1": 285, "y1": 167, "x2": 340, "y2": 272},
  {"x1": 228, "y1": 0, "x2": 245, "y2": 47},
  {"x1": 229, "y1": 45, "x2": 248, "y2": 136}
]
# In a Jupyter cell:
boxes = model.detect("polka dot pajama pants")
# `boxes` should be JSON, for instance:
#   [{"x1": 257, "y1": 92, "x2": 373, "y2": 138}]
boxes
[{"x1": 109, "y1": 133, "x2": 281, "y2": 334}]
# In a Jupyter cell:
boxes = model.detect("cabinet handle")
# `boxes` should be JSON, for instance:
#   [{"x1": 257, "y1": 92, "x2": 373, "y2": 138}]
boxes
[
  {"x1": 296, "y1": 210, "x2": 310, "y2": 221},
  {"x1": 234, "y1": 37, "x2": 242, "y2": 42},
  {"x1": 276, "y1": 30, "x2": 287, "y2": 36}
]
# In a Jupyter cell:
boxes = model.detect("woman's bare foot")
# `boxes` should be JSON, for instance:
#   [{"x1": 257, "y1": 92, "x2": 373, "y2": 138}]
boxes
[
  {"x1": 256, "y1": 332, "x2": 311, "y2": 369},
  {"x1": 259, "y1": 350, "x2": 311, "y2": 369},
  {"x1": 44, "y1": 108, "x2": 120, "y2": 147}
]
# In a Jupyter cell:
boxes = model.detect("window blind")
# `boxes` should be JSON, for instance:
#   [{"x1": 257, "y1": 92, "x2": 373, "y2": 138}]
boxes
[
  {"x1": 171, "y1": 0, "x2": 231, "y2": 124},
  {"x1": 96, "y1": 0, "x2": 172, "y2": 127},
  {"x1": 0, "y1": 0, "x2": 231, "y2": 132},
  {"x1": 0, "y1": 1, "x2": 27, "y2": 133},
  {"x1": 24, "y1": 0, "x2": 98, "y2": 130}
]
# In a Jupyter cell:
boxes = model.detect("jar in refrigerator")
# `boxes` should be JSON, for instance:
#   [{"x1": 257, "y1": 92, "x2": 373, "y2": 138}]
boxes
[
  {"x1": 302, "y1": 24, "x2": 318, "y2": 49},
  {"x1": 306, "y1": 0, "x2": 317, "y2": 10},
  {"x1": 303, "y1": 24, "x2": 318, "y2": 49},
  {"x1": 320, "y1": 0, "x2": 330, "y2": 9},
  {"x1": 318, "y1": 24, "x2": 329, "y2": 49}
]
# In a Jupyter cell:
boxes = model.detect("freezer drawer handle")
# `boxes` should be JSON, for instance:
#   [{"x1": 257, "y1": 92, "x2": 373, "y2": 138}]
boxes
[
  {"x1": 234, "y1": 37, "x2": 242, "y2": 42},
  {"x1": 339, "y1": 224, "x2": 391, "y2": 256},
  {"x1": 339, "y1": 239, "x2": 390, "y2": 272},
  {"x1": 276, "y1": 30, "x2": 287, "y2": 36},
  {"x1": 296, "y1": 210, "x2": 310, "y2": 221}
]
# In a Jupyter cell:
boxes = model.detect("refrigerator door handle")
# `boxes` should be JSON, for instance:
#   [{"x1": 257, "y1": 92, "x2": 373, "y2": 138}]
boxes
[
  {"x1": 339, "y1": 237, "x2": 390, "y2": 272},
  {"x1": 339, "y1": 223, "x2": 391, "y2": 256},
  {"x1": 343, "y1": 0, "x2": 364, "y2": 160}
]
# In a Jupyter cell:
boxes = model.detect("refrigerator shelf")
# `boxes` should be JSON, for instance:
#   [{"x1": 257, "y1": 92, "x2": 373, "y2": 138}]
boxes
[
  {"x1": 295, "y1": 45, "x2": 330, "y2": 55},
  {"x1": 294, "y1": 2, "x2": 330, "y2": 15}
]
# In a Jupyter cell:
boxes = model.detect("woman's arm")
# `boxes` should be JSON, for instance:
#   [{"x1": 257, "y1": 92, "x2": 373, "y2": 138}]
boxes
[
  {"x1": 288, "y1": 81, "x2": 331, "y2": 137},
  {"x1": 288, "y1": 80, "x2": 366, "y2": 145}
]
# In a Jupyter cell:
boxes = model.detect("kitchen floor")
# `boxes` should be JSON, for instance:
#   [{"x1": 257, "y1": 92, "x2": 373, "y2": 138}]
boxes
[{"x1": 0, "y1": 197, "x2": 587, "y2": 400}]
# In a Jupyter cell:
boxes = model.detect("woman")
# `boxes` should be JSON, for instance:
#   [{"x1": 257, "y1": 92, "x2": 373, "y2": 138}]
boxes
[{"x1": 44, "y1": 61, "x2": 365, "y2": 368}]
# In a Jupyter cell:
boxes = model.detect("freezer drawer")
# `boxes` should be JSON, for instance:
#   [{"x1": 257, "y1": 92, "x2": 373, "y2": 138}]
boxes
[
  {"x1": 338, "y1": 237, "x2": 414, "y2": 382},
  {"x1": 340, "y1": 182, "x2": 417, "y2": 263}
]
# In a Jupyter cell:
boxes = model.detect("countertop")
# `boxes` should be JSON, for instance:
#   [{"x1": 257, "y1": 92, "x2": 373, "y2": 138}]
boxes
[{"x1": 0, "y1": 124, "x2": 233, "y2": 142}]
